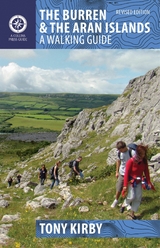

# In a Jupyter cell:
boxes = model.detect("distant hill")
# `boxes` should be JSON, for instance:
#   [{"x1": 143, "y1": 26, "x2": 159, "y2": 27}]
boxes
[
  {"x1": 0, "y1": 92, "x2": 119, "y2": 110},
  {"x1": 0, "y1": 92, "x2": 119, "y2": 133}
]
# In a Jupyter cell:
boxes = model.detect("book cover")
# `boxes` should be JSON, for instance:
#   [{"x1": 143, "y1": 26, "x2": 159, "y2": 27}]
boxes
[{"x1": 0, "y1": 0, "x2": 160, "y2": 246}]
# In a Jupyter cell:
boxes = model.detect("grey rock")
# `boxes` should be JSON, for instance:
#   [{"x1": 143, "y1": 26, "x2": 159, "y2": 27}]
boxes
[
  {"x1": 5, "y1": 169, "x2": 18, "y2": 182},
  {"x1": 26, "y1": 200, "x2": 41, "y2": 209},
  {"x1": 151, "y1": 213, "x2": 159, "y2": 220},
  {"x1": 85, "y1": 176, "x2": 93, "y2": 182},
  {"x1": 62, "y1": 195, "x2": 73, "y2": 209},
  {"x1": 23, "y1": 186, "x2": 31, "y2": 193},
  {"x1": 78, "y1": 206, "x2": 89, "y2": 213},
  {"x1": 34, "y1": 184, "x2": 47, "y2": 196},
  {"x1": 41, "y1": 198, "x2": 58, "y2": 209},
  {"x1": 1, "y1": 213, "x2": 20, "y2": 222},
  {"x1": 0, "y1": 224, "x2": 12, "y2": 245},
  {"x1": 150, "y1": 153, "x2": 160, "y2": 162},
  {"x1": 69, "y1": 197, "x2": 83, "y2": 207},
  {"x1": 0, "y1": 200, "x2": 9, "y2": 208}
]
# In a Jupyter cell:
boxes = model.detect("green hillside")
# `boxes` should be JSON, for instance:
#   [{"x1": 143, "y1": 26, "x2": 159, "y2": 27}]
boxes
[{"x1": 0, "y1": 92, "x2": 118, "y2": 133}]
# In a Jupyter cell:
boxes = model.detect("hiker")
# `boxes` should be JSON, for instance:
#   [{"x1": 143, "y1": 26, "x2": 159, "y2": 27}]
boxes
[
  {"x1": 72, "y1": 156, "x2": 84, "y2": 179},
  {"x1": 39, "y1": 164, "x2": 47, "y2": 185},
  {"x1": 111, "y1": 141, "x2": 135, "y2": 208},
  {"x1": 121, "y1": 144, "x2": 152, "y2": 219},
  {"x1": 8, "y1": 177, "x2": 13, "y2": 187},
  {"x1": 50, "y1": 161, "x2": 61, "y2": 189},
  {"x1": 17, "y1": 174, "x2": 22, "y2": 183}
]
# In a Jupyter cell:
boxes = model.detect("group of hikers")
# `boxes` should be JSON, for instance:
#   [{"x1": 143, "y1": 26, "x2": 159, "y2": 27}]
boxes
[
  {"x1": 38, "y1": 156, "x2": 84, "y2": 189},
  {"x1": 7, "y1": 174, "x2": 22, "y2": 187},
  {"x1": 7, "y1": 140, "x2": 153, "y2": 219},
  {"x1": 38, "y1": 141, "x2": 154, "y2": 219}
]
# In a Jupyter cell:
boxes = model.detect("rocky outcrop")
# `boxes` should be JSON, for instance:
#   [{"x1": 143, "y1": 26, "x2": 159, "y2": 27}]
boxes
[
  {"x1": 49, "y1": 67, "x2": 160, "y2": 160},
  {"x1": 106, "y1": 67, "x2": 160, "y2": 145}
]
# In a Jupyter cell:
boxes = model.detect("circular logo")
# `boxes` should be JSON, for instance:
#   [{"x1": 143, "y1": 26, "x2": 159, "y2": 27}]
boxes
[{"x1": 9, "y1": 15, "x2": 27, "y2": 33}]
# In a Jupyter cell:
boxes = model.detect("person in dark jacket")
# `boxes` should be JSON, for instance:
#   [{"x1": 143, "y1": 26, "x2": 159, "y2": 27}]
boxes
[
  {"x1": 8, "y1": 177, "x2": 13, "y2": 187},
  {"x1": 39, "y1": 164, "x2": 47, "y2": 185},
  {"x1": 17, "y1": 174, "x2": 22, "y2": 183},
  {"x1": 72, "y1": 156, "x2": 84, "y2": 178}
]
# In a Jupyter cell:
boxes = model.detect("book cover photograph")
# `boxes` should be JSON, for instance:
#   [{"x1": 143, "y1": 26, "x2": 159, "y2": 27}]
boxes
[{"x1": 0, "y1": 0, "x2": 160, "y2": 247}]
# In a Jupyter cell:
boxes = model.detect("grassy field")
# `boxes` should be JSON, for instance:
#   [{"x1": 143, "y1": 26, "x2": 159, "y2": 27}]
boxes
[
  {"x1": 6, "y1": 116, "x2": 65, "y2": 131},
  {"x1": 0, "y1": 92, "x2": 118, "y2": 133}
]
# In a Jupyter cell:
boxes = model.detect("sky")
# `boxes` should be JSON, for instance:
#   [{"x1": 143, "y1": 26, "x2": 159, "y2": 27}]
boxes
[{"x1": 0, "y1": 49, "x2": 160, "y2": 94}]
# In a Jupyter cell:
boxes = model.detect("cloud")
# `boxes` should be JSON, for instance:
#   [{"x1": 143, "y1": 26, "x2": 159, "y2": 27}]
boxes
[
  {"x1": 0, "y1": 62, "x2": 121, "y2": 94},
  {"x1": 68, "y1": 50, "x2": 160, "y2": 72},
  {"x1": 0, "y1": 49, "x2": 36, "y2": 59},
  {"x1": 0, "y1": 50, "x2": 159, "y2": 94}
]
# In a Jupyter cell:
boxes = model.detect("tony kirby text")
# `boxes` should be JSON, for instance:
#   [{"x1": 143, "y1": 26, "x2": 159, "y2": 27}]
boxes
[{"x1": 37, "y1": 222, "x2": 102, "y2": 236}]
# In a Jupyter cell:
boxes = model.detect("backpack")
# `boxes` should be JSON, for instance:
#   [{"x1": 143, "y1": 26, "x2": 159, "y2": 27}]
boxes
[
  {"x1": 68, "y1": 160, "x2": 75, "y2": 168},
  {"x1": 49, "y1": 166, "x2": 54, "y2": 175},
  {"x1": 118, "y1": 143, "x2": 137, "y2": 159}
]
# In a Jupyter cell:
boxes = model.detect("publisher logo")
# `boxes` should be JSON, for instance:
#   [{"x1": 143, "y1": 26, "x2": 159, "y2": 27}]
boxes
[{"x1": 9, "y1": 15, "x2": 27, "y2": 33}]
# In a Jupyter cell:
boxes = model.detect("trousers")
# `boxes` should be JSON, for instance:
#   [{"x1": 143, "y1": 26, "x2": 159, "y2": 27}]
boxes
[
  {"x1": 50, "y1": 178, "x2": 59, "y2": 189},
  {"x1": 123, "y1": 182, "x2": 142, "y2": 212}
]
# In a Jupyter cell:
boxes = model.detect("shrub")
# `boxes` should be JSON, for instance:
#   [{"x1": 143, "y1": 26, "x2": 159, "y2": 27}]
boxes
[
  {"x1": 135, "y1": 133, "x2": 142, "y2": 141},
  {"x1": 91, "y1": 164, "x2": 116, "y2": 180}
]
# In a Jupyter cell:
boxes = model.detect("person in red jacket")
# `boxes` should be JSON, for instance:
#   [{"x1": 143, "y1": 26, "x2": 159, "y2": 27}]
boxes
[{"x1": 121, "y1": 144, "x2": 152, "y2": 219}]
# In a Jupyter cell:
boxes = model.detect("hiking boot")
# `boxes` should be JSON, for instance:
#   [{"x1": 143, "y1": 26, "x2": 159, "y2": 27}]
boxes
[
  {"x1": 120, "y1": 206, "x2": 125, "y2": 213},
  {"x1": 128, "y1": 214, "x2": 137, "y2": 220},
  {"x1": 111, "y1": 199, "x2": 118, "y2": 208}
]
